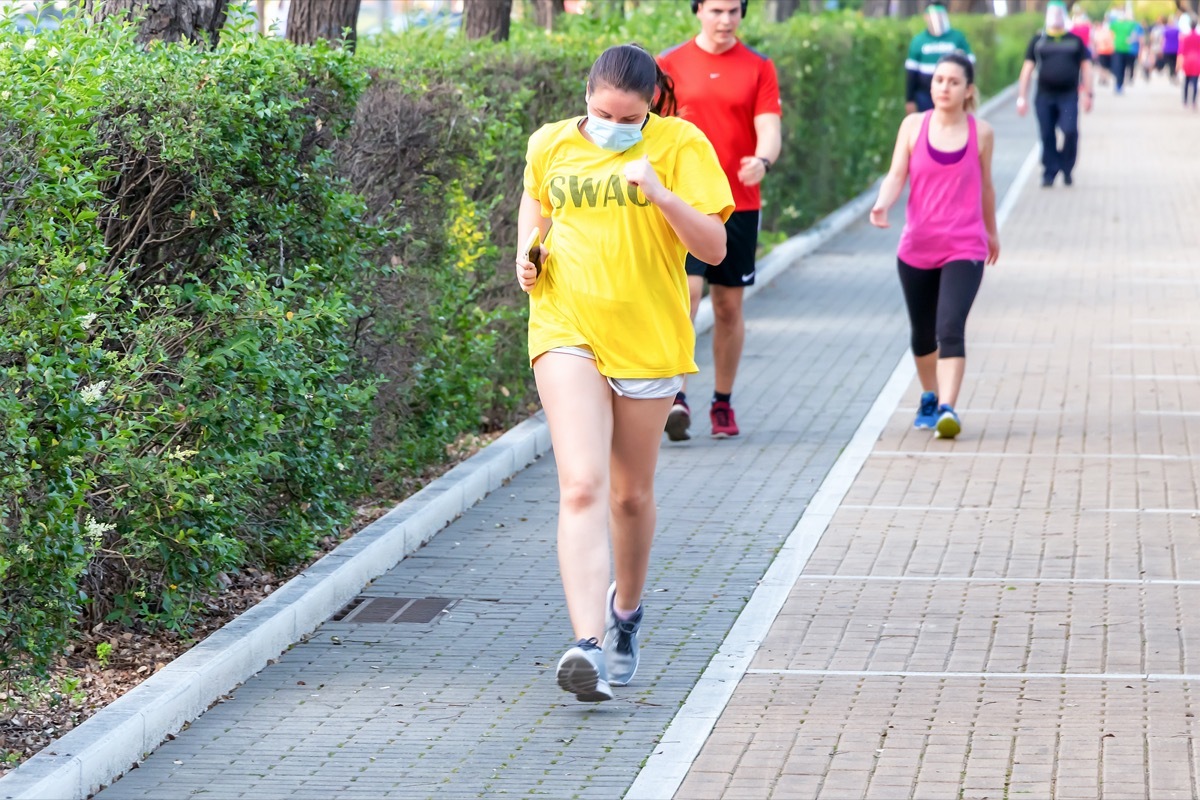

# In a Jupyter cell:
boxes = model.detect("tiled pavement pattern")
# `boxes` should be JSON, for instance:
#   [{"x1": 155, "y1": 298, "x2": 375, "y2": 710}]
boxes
[
  {"x1": 94, "y1": 81, "x2": 1191, "y2": 800},
  {"x1": 675, "y1": 81, "x2": 1200, "y2": 799}
]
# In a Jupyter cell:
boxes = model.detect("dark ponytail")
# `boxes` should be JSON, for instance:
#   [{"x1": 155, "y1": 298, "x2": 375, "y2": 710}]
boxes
[{"x1": 588, "y1": 43, "x2": 677, "y2": 116}]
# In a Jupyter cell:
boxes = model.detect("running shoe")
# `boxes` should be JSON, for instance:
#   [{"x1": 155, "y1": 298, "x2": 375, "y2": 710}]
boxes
[
  {"x1": 914, "y1": 391, "x2": 939, "y2": 430},
  {"x1": 603, "y1": 582, "x2": 643, "y2": 687},
  {"x1": 710, "y1": 400, "x2": 739, "y2": 438},
  {"x1": 934, "y1": 404, "x2": 961, "y2": 439},
  {"x1": 665, "y1": 396, "x2": 691, "y2": 441},
  {"x1": 556, "y1": 638, "x2": 613, "y2": 702}
]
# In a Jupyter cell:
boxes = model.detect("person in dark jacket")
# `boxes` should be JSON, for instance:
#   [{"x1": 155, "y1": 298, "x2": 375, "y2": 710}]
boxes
[{"x1": 1016, "y1": 1, "x2": 1094, "y2": 187}]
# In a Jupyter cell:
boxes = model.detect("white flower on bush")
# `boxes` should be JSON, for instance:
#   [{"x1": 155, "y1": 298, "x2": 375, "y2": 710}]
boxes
[
  {"x1": 23, "y1": 38, "x2": 36, "y2": 52},
  {"x1": 47, "y1": 46, "x2": 59, "y2": 59},
  {"x1": 80, "y1": 380, "x2": 109, "y2": 405},
  {"x1": 79, "y1": 312, "x2": 97, "y2": 330},
  {"x1": 166, "y1": 447, "x2": 199, "y2": 461},
  {"x1": 84, "y1": 515, "x2": 115, "y2": 550}
]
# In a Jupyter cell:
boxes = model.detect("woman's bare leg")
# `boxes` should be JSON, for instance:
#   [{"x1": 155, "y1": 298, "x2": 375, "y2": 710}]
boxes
[
  {"x1": 609, "y1": 394, "x2": 673, "y2": 612},
  {"x1": 937, "y1": 356, "x2": 966, "y2": 408},
  {"x1": 915, "y1": 350, "x2": 938, "y2": 394},
  {"x1": 534, "y1": 353, "x2": 614, "y2": 643}
]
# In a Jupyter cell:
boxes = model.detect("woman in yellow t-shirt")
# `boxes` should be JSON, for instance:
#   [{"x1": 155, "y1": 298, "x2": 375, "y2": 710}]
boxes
[{"x1": 515, "y1": 43, "x2": 734, "y2": 703}]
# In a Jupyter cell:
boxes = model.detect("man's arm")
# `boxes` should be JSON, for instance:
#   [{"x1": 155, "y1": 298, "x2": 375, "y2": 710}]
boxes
[
  {"x1": 736, "y1": 114, "x2": 781, "y2": 188},
  {"x1": 1016, "y1": 60, "x2": 1036, "y2": 115},
  {"x1": 754, "y1": 113, "x2": 782, "y2": 166}
]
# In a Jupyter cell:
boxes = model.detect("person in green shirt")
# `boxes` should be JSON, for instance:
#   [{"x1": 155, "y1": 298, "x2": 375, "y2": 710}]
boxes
[
  {"x1": 1108, "y1": 8, "x2": 1141, "y2": 93},
  {"x1": 905, "y1": 3, "x2": 975, "y2": 113}
]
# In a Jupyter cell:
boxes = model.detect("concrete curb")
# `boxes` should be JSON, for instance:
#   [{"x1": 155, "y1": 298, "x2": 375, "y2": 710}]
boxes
[{"x1": 1, "y1": 83, "x2": 1019, "y2": 800}]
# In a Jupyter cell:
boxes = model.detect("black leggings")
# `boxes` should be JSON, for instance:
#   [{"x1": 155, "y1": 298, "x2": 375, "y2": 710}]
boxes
[{"x1": 897, "y1": 258, "x2": 985, "y2": 359}]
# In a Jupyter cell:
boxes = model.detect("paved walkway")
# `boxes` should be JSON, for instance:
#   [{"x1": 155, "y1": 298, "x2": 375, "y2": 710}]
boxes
[{"x1": 95, "y1": 78, "x2": 1199, "y2": 800}]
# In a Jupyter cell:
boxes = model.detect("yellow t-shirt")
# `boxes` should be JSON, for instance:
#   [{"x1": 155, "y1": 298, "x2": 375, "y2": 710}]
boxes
[{"x1": 523, "y1": 114, "x2": 735, "y2": 379}]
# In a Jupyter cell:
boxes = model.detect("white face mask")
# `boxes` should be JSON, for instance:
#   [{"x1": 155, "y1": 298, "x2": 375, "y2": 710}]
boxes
[{"x1": 585, "y1": 112, "x2": 646, "y2": 152}]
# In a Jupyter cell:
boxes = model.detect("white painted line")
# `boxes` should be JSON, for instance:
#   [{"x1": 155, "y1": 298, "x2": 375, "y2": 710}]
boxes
[
  {"x1": 625, "y1": 349, "x2": 916, "y2": 800},
  {"x1": 628, "y1": 128, "x2": 1037, "y2": 800},
  {"x1": 893, "y1": 408, "x2": 1084, "y2": 415},
  {"x1": 1140, "y1": 411, "x2": 1200, "y2": 417},
  {"x1": 1084, "y1": 508, "x2": 1200, "y2": 515},
  {"x1": 839, "y1": 504, "x2": 1200, "y2": 515},
  {"x1": 871, "y1": 450, "x2": 1198, "y2": 461},
  {"x1": 1100, "y1": 344, "x2": 1196, "y2": 350},
  {"x1": 797, "y1": 575, "x2": 1200, "y2": 587},
  {"x1": 1119, "y1": 277, "x2": 1200, "y2": 284},
  {"x1": 745, "y1": 669, "x2": 1190, "y2": 682},
  {"x1": 1132, "y1": 318, "x2": 1200, "y2": 325},
  {"x1": 839, "y1": 504, "x2": 971, "y2": 512},
  {"x1": 968, "y1": 342, "x2": 1056, "y2": 349},
  {"x1": 1104, "y1": 375, "x2": 1200, "y2": 381}
]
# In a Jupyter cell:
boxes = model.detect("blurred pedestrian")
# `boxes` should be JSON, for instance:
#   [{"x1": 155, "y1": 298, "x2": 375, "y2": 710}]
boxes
[
  {"x1": 905, "y1": 3, "x2": 975, "y2": 114},
  {"x1": 1093, "y1": 18, "x2": 1115, "y2": 85},
  {"x1": 1164, "y1": 13, "x2": 1183, "y2": 85},
  {"x1": 1017, "y1": 0, "x2": 1094, "y2": 188},
  {"x1": 1179, "y1": 15, "x2": 1200, "y2": 109},
  {"x1": 1109, "y1": 8, "x2": 1140, "y2": 93}
]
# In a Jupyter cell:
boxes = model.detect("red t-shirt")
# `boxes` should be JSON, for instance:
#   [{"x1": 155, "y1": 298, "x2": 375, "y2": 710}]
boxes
[
  {"x1": 1182, "y1": 32, "x2": 1200, "y2": 77},
  {"x1": 658, "y1": 39, "x2": 782, "y2": 212}
]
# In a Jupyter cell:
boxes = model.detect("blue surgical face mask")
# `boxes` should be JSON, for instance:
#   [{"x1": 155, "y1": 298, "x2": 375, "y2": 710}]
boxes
[{"x1": 585, "y1": 113, "x2": 645, "y2": 152}]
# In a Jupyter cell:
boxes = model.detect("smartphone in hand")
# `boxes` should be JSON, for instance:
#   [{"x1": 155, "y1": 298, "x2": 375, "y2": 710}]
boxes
[{"x1": 525, "y1": 228, "x2": 542, "y2": 276}]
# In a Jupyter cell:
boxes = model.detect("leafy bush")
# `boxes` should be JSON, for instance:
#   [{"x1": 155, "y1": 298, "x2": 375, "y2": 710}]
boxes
[
  {"x1": 335, "y1": 43, "x2": 540, "y2": 483},
  {"x1": 0, "y1": 19, "x2": 377, "y2": 674}
]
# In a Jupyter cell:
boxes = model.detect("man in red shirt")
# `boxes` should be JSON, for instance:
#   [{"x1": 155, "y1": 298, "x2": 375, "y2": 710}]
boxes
[{"x1": 658, "y1": 0, "x2": 782, "y2": 440}]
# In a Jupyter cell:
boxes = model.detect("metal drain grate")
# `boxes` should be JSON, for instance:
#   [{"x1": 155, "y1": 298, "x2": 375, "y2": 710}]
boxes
[{"x1": 331, "y1": 596, "x2": 457, "y2": 624}]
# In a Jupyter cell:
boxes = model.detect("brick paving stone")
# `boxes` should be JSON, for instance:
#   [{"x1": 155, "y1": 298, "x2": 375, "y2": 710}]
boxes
[{"x1": 679, "y1": 78, "x2": 1200, "y2": 799}]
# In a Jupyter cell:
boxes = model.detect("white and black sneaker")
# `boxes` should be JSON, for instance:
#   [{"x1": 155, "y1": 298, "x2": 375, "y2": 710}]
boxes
[
  {"x1": 602, "y1": 582, "x2": 642, "y2": 687},
  {"x1": 556, "y1": 637, "x2": 613, "y2": 702}
]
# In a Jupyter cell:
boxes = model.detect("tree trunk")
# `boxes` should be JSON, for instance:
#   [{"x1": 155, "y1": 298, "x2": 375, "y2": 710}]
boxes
[
  {"x1": 534, "y1": 0, "x2": 564, "y2": 30},
  {"x1": 464, "y1": 0, "x2": 513, "y2": 41},
  {"x1": 863, "y1": 0, "x2": 889, "y2": 17},
  {"x1": 765, "y1": 0, "x2": 802, "y2": 20},
  {"x1": 286, "y1": 0, "x2": 363, "y2": 49},
  {"x1": 889, "y1": 0, "x2": 922, "y2": 18},
  {"x1": 84, "y1": 0, "x2": 229, "y2": 45}
]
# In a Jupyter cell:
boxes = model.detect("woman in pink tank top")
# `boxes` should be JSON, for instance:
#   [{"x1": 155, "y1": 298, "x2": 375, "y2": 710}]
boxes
[{"x1": 870, "y1": 52, "x2": 1000, "y2": 440}]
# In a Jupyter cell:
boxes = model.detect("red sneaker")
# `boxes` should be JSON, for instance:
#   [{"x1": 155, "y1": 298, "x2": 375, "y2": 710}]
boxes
[{"x1": 709, "y1": 400, "x2": 739, "y2": 438}]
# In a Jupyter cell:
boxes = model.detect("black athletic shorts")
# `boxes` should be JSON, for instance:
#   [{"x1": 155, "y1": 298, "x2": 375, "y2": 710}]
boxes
[{"x1": 685, "y1": 209, "x2": 760, "y2": 288}]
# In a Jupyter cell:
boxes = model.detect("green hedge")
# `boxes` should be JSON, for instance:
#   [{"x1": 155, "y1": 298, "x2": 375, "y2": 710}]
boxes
[{"x1": 0, "y1": 20, "x2": 377, "y2": 673}]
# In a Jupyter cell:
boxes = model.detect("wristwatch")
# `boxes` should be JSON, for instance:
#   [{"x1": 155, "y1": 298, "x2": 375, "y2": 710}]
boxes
[{"x1": 758, "y1": 157, "x2": 772, "y2": 173}]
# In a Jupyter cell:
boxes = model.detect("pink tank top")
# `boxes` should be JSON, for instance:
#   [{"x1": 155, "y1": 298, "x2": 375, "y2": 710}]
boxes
[{"x1": 897, "y1": 112, "x2": 989, "y2": 269}]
